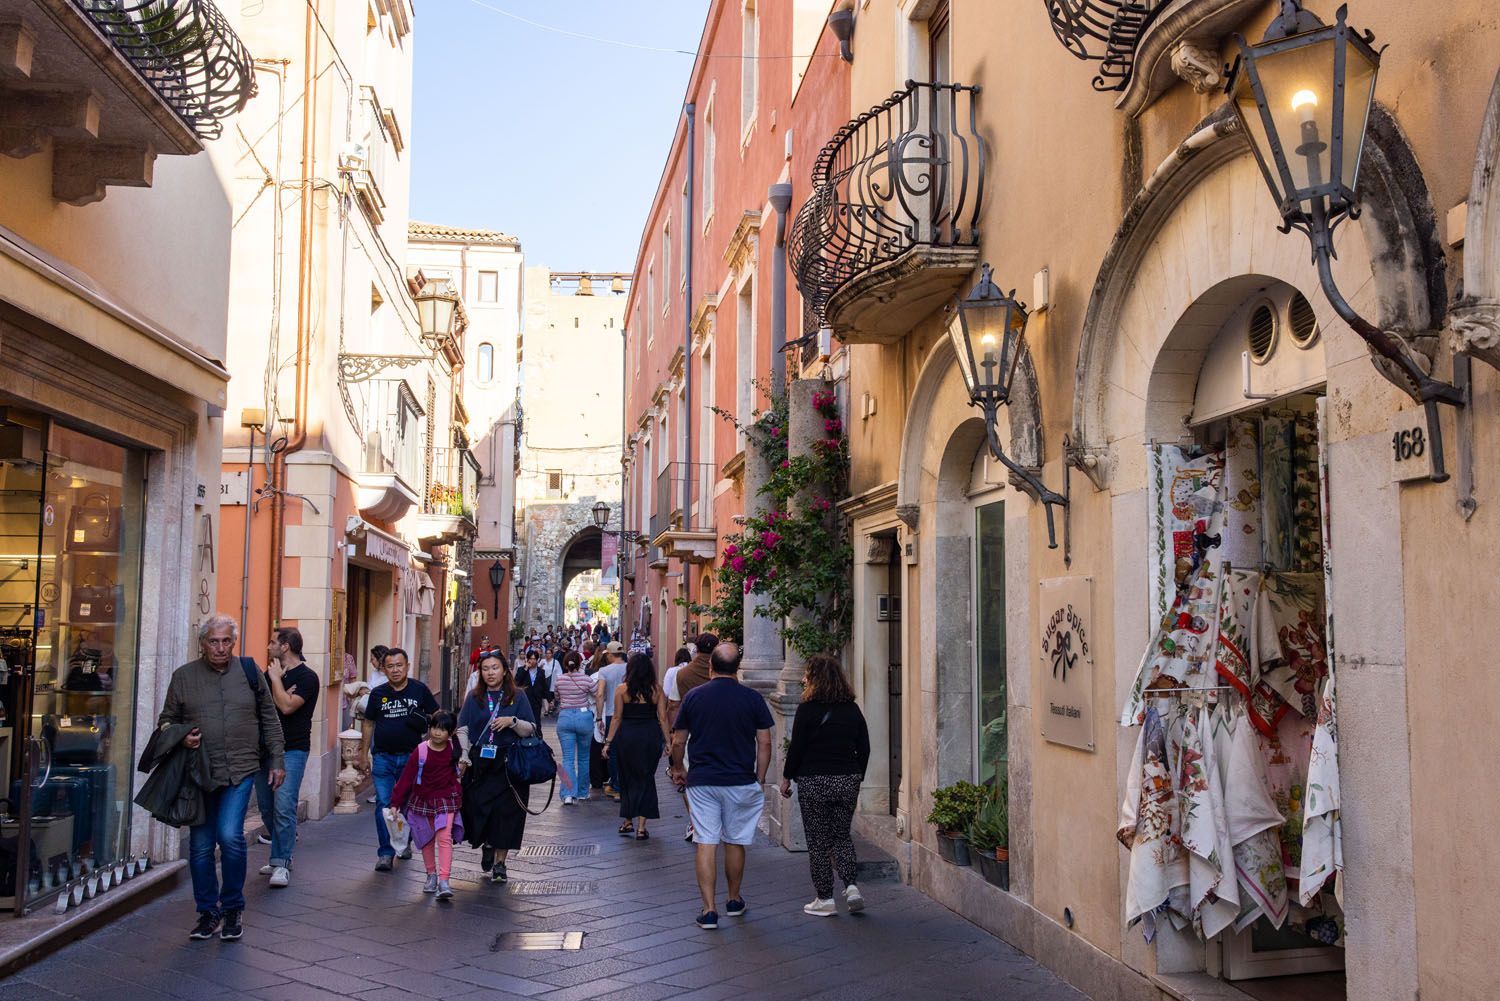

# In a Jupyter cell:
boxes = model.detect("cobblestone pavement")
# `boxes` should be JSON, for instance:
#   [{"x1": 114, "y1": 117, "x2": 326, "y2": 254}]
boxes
[{"x1": 5, "y1": 754, "x2": 1090, "y2": 1001}]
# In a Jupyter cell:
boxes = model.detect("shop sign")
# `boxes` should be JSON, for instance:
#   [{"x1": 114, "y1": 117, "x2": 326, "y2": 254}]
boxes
[
  {"x1": 363, "y1": 533, "x2": 406, "y2": 566},
  {"x1": 220, "y1": 470, "x2": 249, "y2": 505},
  {"x1": 1038, "y1": 576, "x2": 1095, "y2": 752},
  {"x1": 1389, "y1": 407, "x2": 1437, "y2": 482}
]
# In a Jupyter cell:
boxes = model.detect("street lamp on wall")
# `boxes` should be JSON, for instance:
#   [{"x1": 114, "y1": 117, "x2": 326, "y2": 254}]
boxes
[
  {"x1": 949, "y1": 264, "x2": 1068, "y2": 549},
  {"x1": 488, "y1": 561, "x2": 505, "y2": 617},
  {"x1": 414, "y1": 280, "x2": 460, "y2": 350},
  {"x1": 1226, "y1": 0, "x2": 1463, "y2": 481},
  {"x1": 591, "y1": 501, "x2": 611, "y2": 530}
]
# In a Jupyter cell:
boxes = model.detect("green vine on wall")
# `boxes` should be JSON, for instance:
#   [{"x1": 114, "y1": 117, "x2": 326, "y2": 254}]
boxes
[{"x1": 686, "y1": 384, "x2": 853, "y2": 659}]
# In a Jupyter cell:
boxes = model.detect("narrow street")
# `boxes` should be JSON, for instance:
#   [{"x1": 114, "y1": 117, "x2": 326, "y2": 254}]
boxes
[{"x1": 9, "y1": 760, "x2": 1085, "y2": 1001}]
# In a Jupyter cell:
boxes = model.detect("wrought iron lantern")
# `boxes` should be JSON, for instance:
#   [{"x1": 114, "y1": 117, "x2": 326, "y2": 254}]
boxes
[
  {"x1": 950, "y1": 264, "x2": 1069, "y2": 549},
  {"x1": 1227, "y1": 0, "x2": 1463, "y2": 479},
  {"x1": 488, "y1": 561, "x2": 505, "y2": 616},
  {"x1": 591, "y1": 501, "x2": 611, "y2": 530},
  {"x1": 414, "y1": 280, "x2": 460, "y2": 348},
  {"x1": 514, "y1": 579, "x2": 526, "y2": 604}
]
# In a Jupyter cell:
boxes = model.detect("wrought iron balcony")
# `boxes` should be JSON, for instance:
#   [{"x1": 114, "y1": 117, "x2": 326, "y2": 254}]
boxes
[
  {"x1": 1045, "y1": 0, "x2": 1166, "y2": 91},
  {"x1": 355, "y1": 379, "x2": 424, "y2": 522},
  {"x1": 73, "y1": 0, "x2": 255, "y2": 138},
  {"x1": 650, "y1": 461, "x2": 717, "y2": 563},
  {"x1": 417, "y1": 447, "x2": 481, "y2": 543},
  {"x1": 789, "y1": 80, "x2": 985, "y2": 345}
]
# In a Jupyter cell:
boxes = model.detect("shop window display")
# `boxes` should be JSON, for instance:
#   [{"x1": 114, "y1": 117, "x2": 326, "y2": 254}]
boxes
[
  {"x1": 974, "y1": 501, "x2": 1007, "y2": 791},
  {"x1": 0, "y1": 425, "x2": 144, "y2": 911}
]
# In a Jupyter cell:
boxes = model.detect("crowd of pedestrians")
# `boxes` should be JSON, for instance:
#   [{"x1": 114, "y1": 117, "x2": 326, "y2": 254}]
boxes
[{"x1": 137, "y1": 611, "x2": 873, "y2": 943}]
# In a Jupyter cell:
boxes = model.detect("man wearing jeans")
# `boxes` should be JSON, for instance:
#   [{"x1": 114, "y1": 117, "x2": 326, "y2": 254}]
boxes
[
  {"x1": 361, "y1": 648, "x2": 438, "y2": 870},
  {"x1": 158, "y1": 614, "x2": 285, "y2": 942},
  {"x1": 669, "y1": 642, "x2": 773, "y2": 930},
  {"x1": 255, "y1": 627, "x2": 319, "y2": 888}
]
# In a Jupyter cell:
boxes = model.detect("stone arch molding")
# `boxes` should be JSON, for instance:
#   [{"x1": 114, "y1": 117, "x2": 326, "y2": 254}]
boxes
[
  {"x1": 1452, "y1": 69, "x2": 1500, "y2": 369},
  {"x1": 895, "y1": 332, "x2": 1044, "y2": 529},
  {"x1": 1072, "y1": 105, "x2": 1449, "y2": 489}
]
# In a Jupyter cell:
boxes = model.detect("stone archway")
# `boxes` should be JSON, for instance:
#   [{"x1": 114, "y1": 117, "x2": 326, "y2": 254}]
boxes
[
  {"x1": 1071, "y1": 105, "x2": 1449, "y2": 488},
  {"x1": 517, "y1": 499, "x2": 619, "y2": 631},
  {"x1": 558, "y1": 526, "x2": 603, "y2": 624}
]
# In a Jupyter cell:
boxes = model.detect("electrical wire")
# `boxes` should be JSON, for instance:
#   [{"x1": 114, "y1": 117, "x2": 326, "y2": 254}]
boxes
[{"x1": 460, "y1": 0, "x2": 840, "y2": 60}]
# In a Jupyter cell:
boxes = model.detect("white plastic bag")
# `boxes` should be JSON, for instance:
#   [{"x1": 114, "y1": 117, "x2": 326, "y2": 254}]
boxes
[{"x1": 384, "y1": 807, "x2": 411, "y2": 855}]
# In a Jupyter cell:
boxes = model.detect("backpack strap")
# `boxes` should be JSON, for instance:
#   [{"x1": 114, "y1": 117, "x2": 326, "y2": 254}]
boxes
[{"x1": 416, "y1": 739, "x2": 429, "y2": 784}]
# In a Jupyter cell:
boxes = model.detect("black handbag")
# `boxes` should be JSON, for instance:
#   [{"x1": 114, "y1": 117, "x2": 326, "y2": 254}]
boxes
[
  {"x1": 66, "y1": 493, "x2": 121, "y2": 553},
  {"x1": 69, "y1": 572, "x2": 121, "y2": 624},
  {"x1": 504, "y1": 735, "x2": 557, "y2": 816},
  {"x1": 43, "y1": 714, "x2": 111, "y2": 765}
]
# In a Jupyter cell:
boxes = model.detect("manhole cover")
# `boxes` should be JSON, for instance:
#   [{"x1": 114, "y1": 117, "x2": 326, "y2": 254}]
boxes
[
  {"x1": 509, "y1": 880, "x2": 598, "y2": 895},
  {"x1": 517, "y1": 844, "x2": 599, "y2": 858},
  {"x1": 490, "y1": 931, "x2": 585, "y2": 951}
]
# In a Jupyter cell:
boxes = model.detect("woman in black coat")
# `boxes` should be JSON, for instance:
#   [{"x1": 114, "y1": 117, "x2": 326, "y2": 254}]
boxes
[{"x1": 458, "y1": 653, "x2": 537, "y2": 884}]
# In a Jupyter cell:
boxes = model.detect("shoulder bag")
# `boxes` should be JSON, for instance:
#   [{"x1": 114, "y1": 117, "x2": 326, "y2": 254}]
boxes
[{"x1": 504, "y1": 726, "x2": 558, "y2": 816}]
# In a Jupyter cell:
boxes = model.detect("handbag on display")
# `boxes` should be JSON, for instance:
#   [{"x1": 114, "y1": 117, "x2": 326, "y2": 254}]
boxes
[
  {"x1": 69, "y1": 572, "x2": 121, "y2": 624},
  {"x1": 43, "y1": 714, "x2": 111, "y2": 766},
  {"x1": 66, "y1": 494, "x2": 121, "y2": 554}
]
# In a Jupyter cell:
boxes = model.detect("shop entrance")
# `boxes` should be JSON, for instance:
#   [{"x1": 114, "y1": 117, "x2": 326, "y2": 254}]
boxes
[
  {"x1": 883, "y1": 534, "x2": 901, "y2": 815},
  {"x1": 0, "y1": 417, "x2": 145, "y2": 914}
]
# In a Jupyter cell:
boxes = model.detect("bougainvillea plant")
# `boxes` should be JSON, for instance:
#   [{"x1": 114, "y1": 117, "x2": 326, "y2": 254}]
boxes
[{"x1": 687, "y1": 382, "x2": 852, "y2": 659}]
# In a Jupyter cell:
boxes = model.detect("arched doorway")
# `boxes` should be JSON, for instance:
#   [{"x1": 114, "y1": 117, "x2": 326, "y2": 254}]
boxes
[{"x1": 556, "y1": 526, "x2": 602, "y2": 626}]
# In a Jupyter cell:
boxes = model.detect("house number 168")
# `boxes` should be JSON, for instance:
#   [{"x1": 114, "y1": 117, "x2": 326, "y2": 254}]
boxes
[{"x1": 1392, "y1": 427, "x2": 1426, "y2": 462}]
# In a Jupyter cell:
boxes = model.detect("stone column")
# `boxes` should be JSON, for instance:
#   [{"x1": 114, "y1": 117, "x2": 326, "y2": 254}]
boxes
[
  {"x1": 762, "y1": 378, "x2": 824, "y2": 852},
  {"x1": 739, "y1": 434, "x2": 781, "y2": 694}
]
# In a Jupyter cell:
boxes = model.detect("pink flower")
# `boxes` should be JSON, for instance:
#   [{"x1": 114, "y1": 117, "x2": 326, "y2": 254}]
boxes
[
  {"x1": 744, "y1": 575, "x2": 757, "y2": 593},
  {"x1": 816, "y1": 498, "x2": 832, "y2": 512},
  {"x1": 824, "y1": 418, "x2": 842, "y2": 435},
  {"x1": 760, "y1": 530, "x2": 782, "y2": 548},
  {"x1": 780, "y1": 459, "x2": 790, "y2": 469},
  {"x1": 771, "y1": 426, "x2": 782, "y2": 438},
  {"x1": 730, "y1": 556, "x2": 746, "y2": 573},
  {"x1": 723, "y1": 543, "x2": 738, "y2": 558},
  {"x1": 753, "y1": 547, "x2": 767, "y2": 562}
]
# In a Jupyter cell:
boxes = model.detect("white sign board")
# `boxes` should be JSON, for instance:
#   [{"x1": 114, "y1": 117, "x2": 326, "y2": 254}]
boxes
[
  {"x1": 1389, "y1": 408, "x2": 1437, "y2": 482},
  {"x1": 1038, "y1": 576, "x2": 1096, "y2": 752},
  {"x1": 220, "y1": 470, "x2": 250, "y2": 505}
]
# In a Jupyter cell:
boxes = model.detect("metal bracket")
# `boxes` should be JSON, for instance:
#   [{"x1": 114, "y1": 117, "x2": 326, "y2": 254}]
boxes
[
  {"x1": 1455, "y1": 352, "x2": 1478, "y2": 520},
  {"x1": 339, "y1": 353, "x2": 431, "y2": 384},
  {"x1": 1241, "y1": 350, "x2": 1278, "y2": 400}
]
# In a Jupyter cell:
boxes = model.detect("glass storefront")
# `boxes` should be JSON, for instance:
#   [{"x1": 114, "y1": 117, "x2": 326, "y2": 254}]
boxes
[
  {"x1": 0, "y1": 422, "x2": 145, "y2": 912},
  {"x1": 974, "y1": 500, "x2": 1006, "y2": 791}
]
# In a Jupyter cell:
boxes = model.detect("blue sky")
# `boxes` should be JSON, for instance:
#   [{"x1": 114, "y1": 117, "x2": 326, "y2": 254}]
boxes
[{"x1": 410, "y1": 1, "x2": 711, "y2": 271}]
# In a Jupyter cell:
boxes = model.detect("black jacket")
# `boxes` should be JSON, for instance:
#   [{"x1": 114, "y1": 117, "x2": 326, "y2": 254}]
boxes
[{"x1": 133, "y1": 723, "x2": 212, "y2": 828}]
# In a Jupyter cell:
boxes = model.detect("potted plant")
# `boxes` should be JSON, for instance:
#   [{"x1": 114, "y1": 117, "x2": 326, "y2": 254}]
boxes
[
  {"x1": 926, "y1": 781, "x2": 986, "y2": 866},
  {"x1": 968, "y1": 779, "x2": 1010, "y2": 890}
]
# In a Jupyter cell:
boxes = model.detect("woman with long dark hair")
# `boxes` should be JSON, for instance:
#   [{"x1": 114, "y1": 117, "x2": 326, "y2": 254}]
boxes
[
  {"x1": 603, "y1": 652, "x2": 671, "y2": 838},
  {"x1": 458, "y1": 653, "x2": 536, "y2": 883},
  {"x1": 553, "y1": 650, "x2": 598, "y2": 804},
  {"x1": 780, "y1": 655, "x2": 871, "y2": 916}
]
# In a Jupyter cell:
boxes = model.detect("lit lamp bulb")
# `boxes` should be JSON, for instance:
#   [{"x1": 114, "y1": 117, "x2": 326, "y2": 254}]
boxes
[
  {"x1": 1291, "y1": 89, "x2": 1319, "y2": 126},
  {"x1": 980, "y1": 331, "x2": 999, "y2": 370}
]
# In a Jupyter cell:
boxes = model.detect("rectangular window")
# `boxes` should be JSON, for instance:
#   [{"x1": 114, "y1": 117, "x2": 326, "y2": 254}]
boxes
[
  {"x1": 546, "y1": 470, "x2": 563, "y2": 497},
  {"x1": 662, "y1": 223, "x2": 671, "y2": 312},
  {"x1": 700, "y1": 347, "x2": 715, "y2": 472},
  {"x1": 735, "y1": 278, "x2": 755, "y2": 450},
  {"x1": 681, "y1": 183, "x2": 690, "y2": 288},
  {"x1": 646, "y1": 265, "x2": 655, "y2": 345},
  {"x1": 741, "y1": 2, "x2": 758, "y2": 134},
  {"x1": 702, "y1": 101, "x2": 716, "y2": 229},
  {"x1": 477, "y1": 270, "x2": 498, "y2": 303},
  {"x1": 975, "y1": 500, "x2": 1006, "y2": 790}
]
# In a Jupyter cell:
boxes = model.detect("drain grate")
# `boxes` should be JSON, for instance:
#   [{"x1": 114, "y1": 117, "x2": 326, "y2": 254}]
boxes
[
  {"x1": 517, "y1": 843, "x2": 599, "y2": 858},
  {"x1": 490, "y1": 931, "x2": 585, "y2": 951},
  {"x1": 509, "y1": 880, "x2": 598, "y2": 896}
]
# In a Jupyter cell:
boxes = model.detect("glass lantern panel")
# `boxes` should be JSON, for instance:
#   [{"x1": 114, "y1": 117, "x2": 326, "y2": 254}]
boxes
[
  {"x1": 1243, "y1": 36, "x2": 1340, "y2": 202},
  {"x1": 948, "y1": 315, "x2": 979, "y2": 397},
  {"x1": 1339, "y1": 46, "x2": 1378, "y2": 193}
]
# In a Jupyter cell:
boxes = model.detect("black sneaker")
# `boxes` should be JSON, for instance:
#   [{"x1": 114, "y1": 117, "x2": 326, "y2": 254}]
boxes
[
  {"x1": 696, "y1": 910, "x2": 719, "y2": 930},
  {"x1": 725, "y1": 897, "x2": 746, "y2": 917},
  {"x1": 374, "y1": 857, "x2": 394, "y2": 872},
  {"x1": 481, "y1": 846, "x2": 495, "y2": 871},
  {"x1": 219, "y1": 910, "x2": 243, "y2": 941},
  {"x1": 188, "y1": 912, "x2": 220, "y2": 940},
  {"x1": 492, "y1": 861, "x2": 508, "y2": 884},
  {"x1": 398, "y1": 845, "x2": 413, "y2": 861}
]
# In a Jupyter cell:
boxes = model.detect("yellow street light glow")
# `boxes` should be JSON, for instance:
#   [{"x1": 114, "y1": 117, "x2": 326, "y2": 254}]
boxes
[{"x1": 1291, "y1": 89, "x2": 1319, "y2": 111}]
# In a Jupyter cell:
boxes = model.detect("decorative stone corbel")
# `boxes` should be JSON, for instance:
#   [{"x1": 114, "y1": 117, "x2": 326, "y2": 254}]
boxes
[
  {"x1": 1169, "y1": 39, "x2": 1223, "y2": 93},
  {"x1": 865, "y1": 535, "x2": 896, "y2": 565},
  {"x1": 1451, "y1": 298, "x2": 1500, "y2": 371},
  {"x1": 1066, "y1": 442, "x2": 1110, "y2": 492},
  {"x1": 895, "y1": 504, "x2": 919, "y2": 532}
]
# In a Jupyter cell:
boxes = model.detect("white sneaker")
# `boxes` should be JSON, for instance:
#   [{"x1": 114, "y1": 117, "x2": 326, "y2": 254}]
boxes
[
  {"x1": 844, "y1": 885, "x2": 865, "y2": 913},
  {"x1": 422, "y1": 873, "x2": 439, "y2": 894},
  {"x1": 268, "y1": 866, "x2": 290, "y2": 888},
  {"x1": 258, "y1": 863, "x2": 273, "y2": 876},
  {"x1": 435, "y1": 880, "x2": 454, "y2": 900},
  {"x1": 563, "y1": 796, "x2": 575, "y2": 805},
  {"x1": 803, "y1": 897, "x2": 837, "y2": 917},
  {"x1": 684, "y1": 824, "x2": 695, "y2": 843}
]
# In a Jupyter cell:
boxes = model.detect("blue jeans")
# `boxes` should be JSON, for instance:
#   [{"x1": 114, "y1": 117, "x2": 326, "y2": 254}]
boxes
[
  {"x1": 557, "y1": 708, "x2": 593, "y2": 799},
  {"x1": 372, "y1": 750, "x2": 410, "y2": 858},
  {"x1": 189, "y1": 775, "x2": 255, "y2": 915},
  {"x1": 255, "y1": 749, "x2": 308, "y2": 868}
]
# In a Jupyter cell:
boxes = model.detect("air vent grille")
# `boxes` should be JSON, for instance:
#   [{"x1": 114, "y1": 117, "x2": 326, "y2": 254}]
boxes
[
  {"x1": 1248, "y1": 303, "x2": 1277, "y2": 362},
  {"x1": 1288, "y1": 292, "x2": 1319, "y2": 346}
]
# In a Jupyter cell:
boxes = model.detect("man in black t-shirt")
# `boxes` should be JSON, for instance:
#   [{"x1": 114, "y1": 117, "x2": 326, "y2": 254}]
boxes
[
  {"x1": 360, "y1": 648, "x2": 438, "y2": 870},
  {"x1": 255, "y1": 627, "x2": 320, "y2": 888}
]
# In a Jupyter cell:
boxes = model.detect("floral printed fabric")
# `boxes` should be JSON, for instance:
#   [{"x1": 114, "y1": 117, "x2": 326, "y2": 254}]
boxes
[
  {"x1": 1221, "y1": 418, "x2": 1263, "y2": 567},
  {"x1": 1146, "y1": 445, "x2": 1224, "y2": 634},
  {"x1": 1119, "y1": 703, "x2": 1188, "y2": 935},
  {"x1": 1257, "y1": 572, "x2": 1328, "y2": 721},
  {"x1": 1260, "y1": 414, "x2": 1323, "y2": 572},
  {"x1": 1300, "y1": 662, "x2": 1342, "y2": 906}
]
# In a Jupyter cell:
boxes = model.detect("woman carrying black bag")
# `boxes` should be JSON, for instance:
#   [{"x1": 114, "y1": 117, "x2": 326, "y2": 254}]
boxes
[{"x1": 458, "y1": 653, "x2": 536, "y2": 884}]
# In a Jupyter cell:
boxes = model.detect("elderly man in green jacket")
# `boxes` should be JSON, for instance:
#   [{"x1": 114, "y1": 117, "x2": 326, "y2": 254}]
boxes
[{"x1": 158, "y1": 613, "x2": 285, "y2": 942}]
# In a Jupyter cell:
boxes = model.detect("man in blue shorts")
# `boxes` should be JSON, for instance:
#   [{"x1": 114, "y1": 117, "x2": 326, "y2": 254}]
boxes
[{"x1": 669, "y1": 642, "x2": 773, "y2": 930}]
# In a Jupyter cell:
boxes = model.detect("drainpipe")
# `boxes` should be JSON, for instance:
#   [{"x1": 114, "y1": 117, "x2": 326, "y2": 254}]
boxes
[
  {"x1": 619, "y1": 323, "x2": 628, "y2": 637},
  {"x1": 270, "y1": 0, "x2": 319, "y2": 628},
  {"x1": 768, "y1": 183, "x2": 792, "y2": 390},
  {"x1": 682, "y1": 102, "x2": 695, "y2": 627}
]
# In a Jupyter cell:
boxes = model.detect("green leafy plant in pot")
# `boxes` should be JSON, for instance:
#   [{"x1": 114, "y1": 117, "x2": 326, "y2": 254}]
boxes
[
  {"x1": 926, "y1": 780, "x2": 986, "y2": 866},
  {"x1": 968, "y1": 778, "x2": 1010, "y2": 890}
]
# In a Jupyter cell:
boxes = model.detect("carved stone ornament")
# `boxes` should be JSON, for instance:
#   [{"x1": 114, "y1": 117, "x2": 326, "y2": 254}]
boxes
[
  {"x1": 865, "y1": 535, "x2": 896, "y2": 565},
  {"x1": 895, "y1": 504, "x2": 920, "y2": 531},
  {"x1": 1452, "y1": 298, "x2": 1500, "y2": 371},
  {"x1": 1169, "y1": 39, "x2": 1223, "y2": 93}
]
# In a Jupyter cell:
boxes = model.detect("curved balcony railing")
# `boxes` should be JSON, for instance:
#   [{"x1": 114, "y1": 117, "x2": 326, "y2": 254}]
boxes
[
  {"x1": 1043, "y1": 0, "x2": 1166, "y2": 91},
  {"x1": 74, "y1": 0, "x2": 256, "y2": 139},
  {"x1": 789, "y1": 80, "x2": 985, "y2": 335}
]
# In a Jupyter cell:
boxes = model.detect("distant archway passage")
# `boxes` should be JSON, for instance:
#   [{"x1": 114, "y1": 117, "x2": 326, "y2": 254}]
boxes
[{"x1": 556, "y1": 527, "x2": 603, "y2": 624}]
